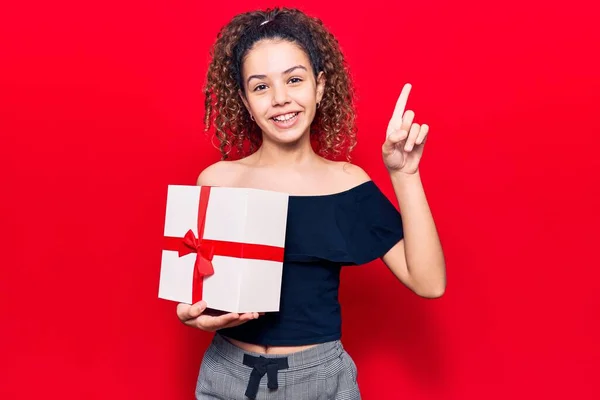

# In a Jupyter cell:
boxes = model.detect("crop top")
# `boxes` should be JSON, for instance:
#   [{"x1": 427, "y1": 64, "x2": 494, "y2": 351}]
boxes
[{"x1": 217, "y1": 180, "x2": 404, "y2": 346}]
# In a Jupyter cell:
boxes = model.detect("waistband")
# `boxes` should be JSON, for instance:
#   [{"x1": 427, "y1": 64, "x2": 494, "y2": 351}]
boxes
[{"x1": 210, "y1": 333, "x2": 343, "y2": 371}]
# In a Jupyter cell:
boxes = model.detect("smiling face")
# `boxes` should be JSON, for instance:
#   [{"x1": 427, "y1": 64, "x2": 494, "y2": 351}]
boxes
[{"x1": 240, "y1": 39, "x2": 325, "y2": 147}]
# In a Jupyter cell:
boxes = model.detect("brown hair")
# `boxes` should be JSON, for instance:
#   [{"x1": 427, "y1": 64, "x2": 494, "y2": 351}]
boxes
[{"x1": 203, "y1": 7, "x2": 357, "y2": 160}]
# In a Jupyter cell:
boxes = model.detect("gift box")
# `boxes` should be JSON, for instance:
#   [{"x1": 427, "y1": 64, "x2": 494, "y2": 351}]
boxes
[{"x1": 158, "y1": 185, "x2": 289, "y2": 313}]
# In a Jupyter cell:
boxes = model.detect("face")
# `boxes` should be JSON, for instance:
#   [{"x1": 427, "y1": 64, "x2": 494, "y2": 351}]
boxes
[{"x1": 240, "y1": 39, "x2": 325, "y2": 146}]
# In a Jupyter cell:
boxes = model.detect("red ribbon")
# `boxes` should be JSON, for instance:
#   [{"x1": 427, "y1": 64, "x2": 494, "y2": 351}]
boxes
[{"x1": 163, "y1": 186, "x2": 285, "y2": 304}]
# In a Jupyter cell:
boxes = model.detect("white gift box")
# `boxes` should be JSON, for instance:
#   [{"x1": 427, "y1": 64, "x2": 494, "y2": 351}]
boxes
[{"x1": 158, "y1": 185, "x2": 289, "y2": 313}]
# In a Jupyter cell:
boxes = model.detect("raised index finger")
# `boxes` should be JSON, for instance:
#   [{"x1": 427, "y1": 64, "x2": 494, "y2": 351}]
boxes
[{"x1": 388, "y1": 83, "x2": 412, "y2": 134}]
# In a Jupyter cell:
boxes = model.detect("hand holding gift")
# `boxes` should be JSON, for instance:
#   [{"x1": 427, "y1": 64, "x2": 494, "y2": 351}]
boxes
[{"x1": 176, "y1": 300, "x2": 263, "y2": 332}]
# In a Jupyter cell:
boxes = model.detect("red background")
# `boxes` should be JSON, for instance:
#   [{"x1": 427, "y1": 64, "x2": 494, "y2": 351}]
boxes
[{"x1": 2, "y1": 0, "x2": 599, "y2": 399}]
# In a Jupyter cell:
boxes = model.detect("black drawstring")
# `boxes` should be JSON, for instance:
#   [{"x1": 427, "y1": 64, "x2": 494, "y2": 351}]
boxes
[{"x1": 242, "y1": 354, "x2": 289, "y2": 399}]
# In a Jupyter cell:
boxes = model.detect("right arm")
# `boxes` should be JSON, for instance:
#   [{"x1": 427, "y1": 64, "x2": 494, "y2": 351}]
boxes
[{"x1": 175, "y1": 161, "x2": 261, "y2": 331}]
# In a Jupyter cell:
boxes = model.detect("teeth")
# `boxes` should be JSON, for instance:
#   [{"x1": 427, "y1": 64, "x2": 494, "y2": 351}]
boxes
[{"x1": 273, "y1": 112, "x2": 298, "y2": 122}]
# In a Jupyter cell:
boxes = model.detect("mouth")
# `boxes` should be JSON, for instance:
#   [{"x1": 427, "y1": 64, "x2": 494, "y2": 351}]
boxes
[{"x1": 270, "y1": 112, "x2": 300, "y2": 128}]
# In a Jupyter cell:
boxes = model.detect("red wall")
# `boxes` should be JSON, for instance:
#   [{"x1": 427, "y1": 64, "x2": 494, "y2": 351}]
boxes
[{"x1": 2, "y1": 1, "x2": 599, "y2": 399}]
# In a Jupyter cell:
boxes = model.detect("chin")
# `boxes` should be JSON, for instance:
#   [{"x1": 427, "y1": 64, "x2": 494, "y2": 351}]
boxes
[
  {"x1": 263, "y1": 116, "x2": 310, "y2": 145},
  {"x1": 268, "y1": 131, "x2": 307, "y2": 146}
]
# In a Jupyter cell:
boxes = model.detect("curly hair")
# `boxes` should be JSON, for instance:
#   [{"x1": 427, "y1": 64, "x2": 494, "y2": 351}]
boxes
[{"x1": 203, "y1": 7, "x2": 357, "y2": 160}]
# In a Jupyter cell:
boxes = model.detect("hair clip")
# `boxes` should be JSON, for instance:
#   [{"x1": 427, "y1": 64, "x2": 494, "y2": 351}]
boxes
[{"x1": 260, "y1": 20, "x2": 270, "y2": 26}]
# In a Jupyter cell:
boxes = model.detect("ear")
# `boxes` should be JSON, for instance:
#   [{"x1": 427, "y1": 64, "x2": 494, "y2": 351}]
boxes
[
  {"x1": 238, "y1": 89, "x2": 251, "y2": 113},
  {"x1": 316, "y1": 71, "x2": 326, "y2": 104}
]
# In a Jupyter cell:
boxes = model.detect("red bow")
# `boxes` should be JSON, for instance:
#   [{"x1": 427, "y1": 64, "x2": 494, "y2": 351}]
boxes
[{"x1": 179, "y1": 229, "x2": 215, "y2": 277}]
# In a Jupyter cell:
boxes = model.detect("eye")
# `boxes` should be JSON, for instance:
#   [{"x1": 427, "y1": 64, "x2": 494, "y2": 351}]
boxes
[
  {"x1": 253, "y1": 84, "x2": 268, "y2": 92},
  {"x1": 288, "y1": 77, "x2": 303, "y2": 84}
]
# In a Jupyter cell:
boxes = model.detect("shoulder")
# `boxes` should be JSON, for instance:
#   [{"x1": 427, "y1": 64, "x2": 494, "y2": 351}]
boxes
[
  {"x1": 324, "y1": 160, "x2": 371, "y2": 189},
  {"x1": 339, "y1": 162, "x2": 371, "y2": 183},
  {"x1": 196, "y1": 160, "x2": 245, "y2": 186}
]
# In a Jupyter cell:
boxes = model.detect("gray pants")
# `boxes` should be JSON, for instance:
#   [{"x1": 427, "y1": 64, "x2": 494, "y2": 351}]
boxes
[{"x1": 196, "y1": 333, "x2": 361, "y2": 400}]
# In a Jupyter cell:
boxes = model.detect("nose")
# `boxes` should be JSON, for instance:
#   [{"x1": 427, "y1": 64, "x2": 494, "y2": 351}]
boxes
[{"x1": 271, "y1": 83, "x2": 290, "y2": 107}]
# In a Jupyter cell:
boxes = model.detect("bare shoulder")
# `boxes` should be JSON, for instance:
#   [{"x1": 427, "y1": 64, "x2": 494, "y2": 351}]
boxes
[
  {"x1": 324, "y1": 159, "x2": 371, "y2": 189},
  {"x1": 340, "y1": 162, "x2": 371, "y2": 182},
  {"x1": 196, "y1": 160, "x2": 244, "y2": 187}
]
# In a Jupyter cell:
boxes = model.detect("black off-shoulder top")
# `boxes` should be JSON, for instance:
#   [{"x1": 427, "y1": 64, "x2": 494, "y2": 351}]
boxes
[{"x1": 218, "y1": 180, "x2": 404, "y2": 345}]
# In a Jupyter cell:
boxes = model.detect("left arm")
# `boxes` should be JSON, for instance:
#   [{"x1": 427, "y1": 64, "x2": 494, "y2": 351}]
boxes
[
  {"x1": 380, "y1": 83, "x2": 446, "y2": 298},
  {"x1": 382, "y1": 171, "x2": 446, "y2": 298}
]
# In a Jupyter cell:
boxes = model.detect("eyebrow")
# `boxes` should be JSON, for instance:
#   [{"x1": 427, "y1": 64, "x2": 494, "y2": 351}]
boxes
[{"x1": 246, "y1": 65, "x2": 308, "y2": 86}]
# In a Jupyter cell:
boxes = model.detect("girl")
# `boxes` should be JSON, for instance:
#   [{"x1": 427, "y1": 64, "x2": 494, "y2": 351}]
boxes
[{"x1": 176, "y1": 7, "x2": 446, "y2": 400}]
